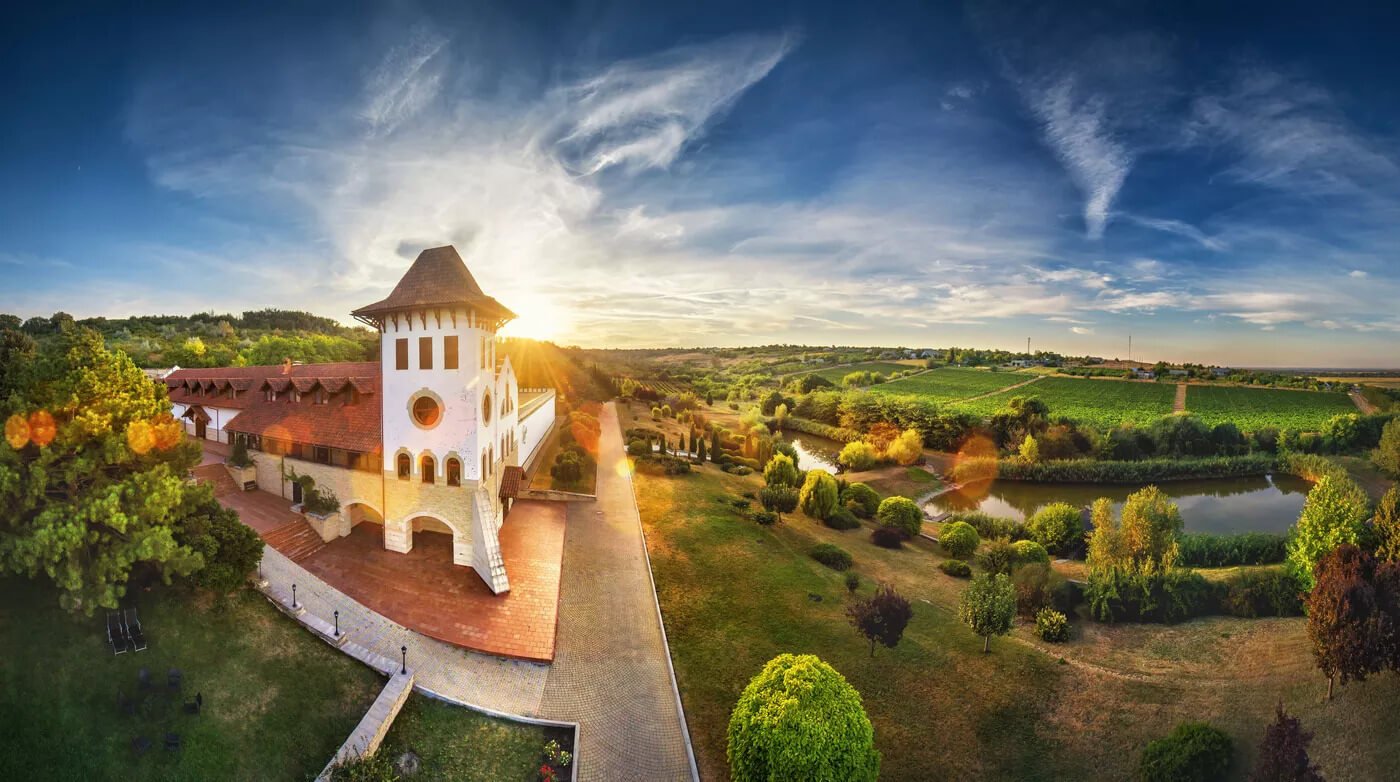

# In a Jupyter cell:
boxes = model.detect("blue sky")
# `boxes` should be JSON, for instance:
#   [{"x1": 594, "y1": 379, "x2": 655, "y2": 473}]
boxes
[{"x1": 2, "y1": 1, "x2": 1399, "y2": 366}]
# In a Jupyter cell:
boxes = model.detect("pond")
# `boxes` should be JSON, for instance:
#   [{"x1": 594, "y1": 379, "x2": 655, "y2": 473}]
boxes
[
  {"x1": 925, "y1": 473, "x2": 1313, "y2": 535},
  {"x1": 785, "y1": 432, "x2": 844, "y2": 472}
]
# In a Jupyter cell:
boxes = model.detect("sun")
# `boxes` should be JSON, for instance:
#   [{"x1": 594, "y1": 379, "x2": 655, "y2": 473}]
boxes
[{"x1": 500, "y1": 292, "x2": 571, "y2": 342}]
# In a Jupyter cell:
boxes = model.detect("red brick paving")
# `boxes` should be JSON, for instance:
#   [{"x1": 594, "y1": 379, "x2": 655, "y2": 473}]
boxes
[{"x1": 297, "y1": 500, "x2": 566, "y2": 662}]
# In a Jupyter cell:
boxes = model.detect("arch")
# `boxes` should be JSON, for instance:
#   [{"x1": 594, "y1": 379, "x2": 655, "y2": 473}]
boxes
[
  {"x1": 396, "y1": 451, "x2": 412, "y2": 480},
  {"x1": 446, "y1": 457, "x2": 462, "y2": 486},
  {"x1": 421, "y1": 454, "x2": 436, "y2": 484}
]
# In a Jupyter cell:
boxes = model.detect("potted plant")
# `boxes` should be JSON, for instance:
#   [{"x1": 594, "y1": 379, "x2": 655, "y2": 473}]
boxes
[{"x1": 225, "y1": 439, "x2": 257, "y2": 488}]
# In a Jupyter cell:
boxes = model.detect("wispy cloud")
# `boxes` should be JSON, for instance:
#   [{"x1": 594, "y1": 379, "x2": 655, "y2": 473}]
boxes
[
  {"x1": 1025, "y1": 76, "x2": 1132, "y2": 238},
  {"x1": 1123, "y1": 215, "x2": 1226, "y2": 251}
]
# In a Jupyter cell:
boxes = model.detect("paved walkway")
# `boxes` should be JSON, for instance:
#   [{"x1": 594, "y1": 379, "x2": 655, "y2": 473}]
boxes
[
  {"x1": 1174, "y1": 382, "x2": 1188, "y2": 412},
  {"x1": 539, "y1": 402, "x2": 697, "y2": 781}
]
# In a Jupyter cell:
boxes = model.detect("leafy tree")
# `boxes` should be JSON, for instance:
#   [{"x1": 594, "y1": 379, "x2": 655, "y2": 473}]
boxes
[
  {"x1": 774, "y1": 402, "x2": 789, "y2": 430},
  {"x1": 1375, "y1": 486, "x2": 1400, "y2": 562},
  {"x1": 1011, "y1": 539, "x2": 1050, "y2": 565},
  {"x1": 1120, "y1": 485, "x2": 1184, "y2": 570},
  {"x1": 0, "y1": 327, "x2": 204, "y2": 613},
  {"x1": 0, "y1": 313, "x2": 21, "y2": 331},
  {"x1": 1210, "y1": 421, "x2": 1248, "y2": 456},
  {"x1": 846, "y1": 583, "x2": 913, "y2": 657},
  {"x1": 840, "y1": 482, "x2": 880, "y2": 518},
  {"x1": 1026, "y1": 502, "x2": 1083, "y2": 553},
  {"x1": 988, "y1": 396, "x2": 1049, "y2": 449},
  {"x1": 1147, "y1": 414, "x2": 1216, "y2": 458},
  {"x1": 762, "y1": 453, "x2": 799, "y2": 487},
  {"x1": 1139, "y1": 721, "x2": 1233, "y2": 782},
  {"x1": 799, "y1": 469, "x2": 840, "y2": 520},
  {"x1": 976, "y1": 536, "x2": 1017, "y2": 575},
  {"x1": 173, "y1": 486, "x2": 264, "y2": 594},
  {"x1": 1374, "y1": 419, "x2": 1400, "y2": 477},
  {"x1": 837, "y1": 441, "x2": 879, "y2": 471},
  {"x1": 1248, "y1": 703, "x2": 1324, "y2": 782},
  {"x1": 939, "y1": 521, "x2": 980, "y2": 559},
  {"x1": 0, "y1": 328, "x2": 37, "y2": 399},
  {"x1": 1287, "y1": 475, "x2": 1372, "y2": 591},
  {"x1": 727, "y1": 654, "x2": 880, "y2": 782},
  {"x1": 1306, "y1": 544, "x2": 1384, "y2": 700},
  {"x1": 958, "y1": 572, "x2": 1016, "y2": 652},
  {"x1": 759, "y1": 485, "x2": 799, "y2": 521},
  {"x1": 1018, "y1": 434, "x2": 1040, "y2": 462},
  {"x1": 711, "y1": 429, "x2": 722, "y2": 461},
  {"x1": 875, "y1": 496, "x2": 922, "y2": 539},
  {"x1": 884, "y1": 428, "x2": 923, "y2": 465}
]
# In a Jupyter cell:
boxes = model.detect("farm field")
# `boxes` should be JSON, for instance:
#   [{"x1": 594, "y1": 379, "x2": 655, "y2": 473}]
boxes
[
  {"x1": 811, "y1": 361, "x2": 918, "y2": 383},
  {"x1": 870, "y1": 366, "x2": 1030, "y2": 402},
  {"x1": 1186, "y1": 385, "x2": 1357, "y2": 432},
  {"x1": 952, "y1": 375, "x2": 1177, "y2": 426}
]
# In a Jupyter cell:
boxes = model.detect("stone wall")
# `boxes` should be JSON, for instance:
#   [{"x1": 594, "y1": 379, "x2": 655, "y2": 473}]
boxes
[{"x1": 317, "y1": 672, "x2": 416, "y2": 781}]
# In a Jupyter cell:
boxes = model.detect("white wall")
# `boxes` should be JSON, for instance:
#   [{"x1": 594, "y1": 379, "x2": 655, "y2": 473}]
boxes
[{"x1": 518, "y1": 391, "x2": 556, "y2": 469}]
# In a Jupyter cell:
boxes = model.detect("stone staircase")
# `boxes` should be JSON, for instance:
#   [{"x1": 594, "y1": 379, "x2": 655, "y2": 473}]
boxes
[{"x1": 263, "y1": 519, "x2": 327, "y2": 562}]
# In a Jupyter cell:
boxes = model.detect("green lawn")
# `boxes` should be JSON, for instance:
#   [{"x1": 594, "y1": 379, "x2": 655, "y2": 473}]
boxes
[
  {"x1": 1185, "y1": 385, "x2": 1357, "y2": 432},
  {"x1": 0, "y1": 578, "x2": 382, "y2": 781},
  {"x1": 812, "y1": 361, "x2": 918, "y2": 383},
  {"x1": 638, "y1": 466, "x2": 1400, "y2": 781},
  {"x1": 870, "y1": 366, "x2": 1029, "y2": 403},
  {"x1": 953, "y1": 376, "x2": 1177, "y2": 426},
  {"x1": 374, "y1": 695, "x2": 564, "y2": 781}
]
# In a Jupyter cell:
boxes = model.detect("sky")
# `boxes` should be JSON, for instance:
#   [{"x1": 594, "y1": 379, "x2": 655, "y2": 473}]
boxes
[{"x1": 2, "y1": 1, "x2": 1399, "y2": 367}]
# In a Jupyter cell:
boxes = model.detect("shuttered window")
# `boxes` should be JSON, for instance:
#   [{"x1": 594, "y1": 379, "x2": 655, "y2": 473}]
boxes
[{"x1": 395, "y1": 339, "x2": 408, "y2": 370}]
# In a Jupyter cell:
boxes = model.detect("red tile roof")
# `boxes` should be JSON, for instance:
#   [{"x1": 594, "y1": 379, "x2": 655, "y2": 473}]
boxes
[
  {"x1": 351, "y1": 246, "x2": 516, "y2": 328},
  {"x1": 500, "y1": 465, "x2": 526, "y2": 499}
]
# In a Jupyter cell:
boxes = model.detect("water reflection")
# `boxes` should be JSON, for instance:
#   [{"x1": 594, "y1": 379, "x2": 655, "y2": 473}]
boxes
[
  {"x1": 927, "y1": 473, "x2": 1312, "y2": 535},
  {"x1": 786, "y1": 432, "x2": 842, "y2": 472}
]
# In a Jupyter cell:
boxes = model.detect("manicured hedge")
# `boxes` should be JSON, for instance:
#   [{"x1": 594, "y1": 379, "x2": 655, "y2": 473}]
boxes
[
  {"x1": 810, "y1": 543, "x2": 854, "y2": 571},
  {"x1": 1177, "y1": 532, "x2": 1288, "y2": 567},
  {"x1": 943, "y1": 511, "x2": 1025, "y2": 541}
]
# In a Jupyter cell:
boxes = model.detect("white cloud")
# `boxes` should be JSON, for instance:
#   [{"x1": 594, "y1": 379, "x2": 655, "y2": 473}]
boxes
[
  {"x1": 1350, "y1": 269, "x2": 1368, "y2": 278},
  {"x1": 1070, "y1": 326, "x2": 1094, "y2": 335},
  {"x1": 1025, "y1": 76, "x2": 1132, "y2": 239},
  {"x1": 1123, "y1": 215, "x2": 1226, "y2": 251}
]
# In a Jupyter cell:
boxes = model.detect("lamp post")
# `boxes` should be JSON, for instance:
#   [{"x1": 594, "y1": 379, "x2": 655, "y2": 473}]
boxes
[
  {"x1": 400, "y1": 645, "x2": 407, "y2": 675},
  {"x1": 291, "y1": 583, "x2": 298, "y2": 609},
  {"x1": 334, "y1": 610, "x2": 340, "y2": 637}
]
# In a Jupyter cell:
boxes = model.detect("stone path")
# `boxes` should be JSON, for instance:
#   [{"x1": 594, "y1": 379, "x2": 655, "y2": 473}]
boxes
[
  {"x1": 1174, "y1": 382, "x2": 1188, "y2": 413},
  {"x1": 539, "y1": 402, "x2": 698, "y2": 781}
]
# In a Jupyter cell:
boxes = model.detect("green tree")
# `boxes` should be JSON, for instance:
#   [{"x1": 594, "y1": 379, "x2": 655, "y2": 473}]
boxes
[
  {"x1": 1287, "y1": 475, "x2": 1372, "y2": 591},
  {"x1": 799, "y1": 470, "x2": 840, "y2": 520},
  {"x1": 173, "y1": 486, "x2": 264, "y2": 594},
  {"x1": 958, "y1": 572, "x2": 1016, "y2": 652},
  {"x1": 759, "y1": 485, "x2": 799, "y2": 522},
  {"x1": 875, "y1": 496, "x2": 922, "y2": 539},
  {"x1": 1018, "y1": 433, "x2": 1040, "y2": 462},
  {"x1": 840, "y1": 483, "x2": 880, "y2": 518},
  {"x1": 1120, "y1": 485, "x2": 1184, "y2": 571},
  {"x1": 774, "y1": 402, "x2": 789, "y2": 430},
  {"x1": 939, "y1": 521, "x2": 980, "y2": 559},
  {"x1": 1375, "y1": 486, "x2": 1400, "y2": 562},
  {"x1": 1026, "y1": 502, "x2": 1083, "y2": 553},
  {"x1": 711, "y1": 429, "x2": 722, "y2": 461},
  {"x1": 0, "y1": 327, "x2": 205, "y2": 613},
  {"x1": 762, "y1": 453, "x2": 799, "y2": 487},
  {"x1": 1374, "y1": 419, "x2": 1400, "y2": 477},
  {"x1": 837, "y1": 441, "x2": 879, "y2": 471},
  {"x1": 727, "y1": 654, "x2": 880, "y2": 782}
]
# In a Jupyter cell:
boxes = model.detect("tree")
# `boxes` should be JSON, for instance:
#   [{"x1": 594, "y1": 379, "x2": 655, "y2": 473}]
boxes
[
  {"x1": 0, "y1": 327, "x2": 204, "y2": 613},
  {"x1": 799, "y1": 470, "x2": 840, "y2": 520},
  {"x1": 1026, "y1": 502, "x2": 1083, "y2": 553},
  {"x1": 696, "y1": 438, "x2": 707, "y2": 462},
  {"x1": 875, "y1": 496, "x2": 922, "y2": 539},
  {"x1": 959, "y1": 573, "x2": 1016, "y2": 652},
  {"x1": 711, "y1": 429, "x2": 722, "y2": 461},
  {"x1": 846, "y1": 583, "x2": 913, "y2": 657},
  {"x1": 1375, "y1": 486, "x2": 1400, "y2": 562},
  {"x1": 1120, "y1": 485, "x2": 1184, "y2": 571},
  {"x1": 1139, "y1": 721, "x2": 1233, "y2": 782},
  {"x1": 837, "y1": 441, "x2": 879, "y2": 471},
  {"x1": 939, "y1": 521, "x2": 980, "y2": 559},
  {"x1": 1018, "y1": 434, "x2": 1040, "y2": 462},
  {"x1": 1306, "y1": 544, "x2": 1383, "y2": 700},
  {"x1": 840, "y1": 483, "x2": 880, "y2": 518},
  {"x1": 1288, "y1": 476, "x2": 1372, "y2": 591},
  {"x1": 884, "y1": 428, "x2": 922, "y2": 465},
  {"x1": 173, "y1": 486, "x2": 264, "y2": 594},
  {"x1": 1374, "y1": 419, "x2": 1400, "y2": 477},
  {"x1": 774, "y1": 402, "x2": 789, "y2": 430},
  {"x1": 762, "y1": 453, "x2": 799, "y2": 487},
  {"x1": 727, "y1": 654, "x2": 880, "y2": 782},
  {"x1": 1248, "y1": 703, "x2": 1324, "y2": 782},
  {"x1": 759, "y1": 485, "x2": 799, "y2": 521}
]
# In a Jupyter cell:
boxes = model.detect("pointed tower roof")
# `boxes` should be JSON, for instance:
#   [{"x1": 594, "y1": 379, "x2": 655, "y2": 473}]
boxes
[{"x1": 351, "y1": 245, "x2": 517, "y2": 329}]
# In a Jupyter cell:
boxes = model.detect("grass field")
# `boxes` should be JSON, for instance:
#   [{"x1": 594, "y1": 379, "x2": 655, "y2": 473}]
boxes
[
  {"x1": 1185, "y1": 385, "x2": 1357, "y2": 432},
  {"x1": 374, "y1": 695, "x2": 559, "y2": 780},
  {"x1": 811, "y1": 361, "x2": 918, "y2": 383},
  {"x1": 637, "y1": 465, "x2": 1400, "y2": 781},
  {"x1": 953, "y1": 376, "x2": 1177, "y2": 426},
  {"x1": 0, "y1": 578, "x2": 382, "y2": 781},
  {"x1": 870, "y1": 366, "x2": 1030, "y2": 402}
]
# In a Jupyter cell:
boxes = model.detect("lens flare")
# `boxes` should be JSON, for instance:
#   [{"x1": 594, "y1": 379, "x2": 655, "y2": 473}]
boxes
[
  {"x1": 615, "y1": 458, "x2": 634, "y2": 479},
  {"x1": 4, "y1": 414, "x2": 29, "y2": 449},
  {"x1": 27, "y1": 410, "x2": 56, "y2": 448},
  {"x1": 949, "y1": 433, "x2": 998, "y2": 502}
]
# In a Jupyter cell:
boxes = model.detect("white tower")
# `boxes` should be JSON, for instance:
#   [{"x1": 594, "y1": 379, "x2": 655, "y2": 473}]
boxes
[{"x1": 352, "y1": 246, "x2": 517, "y2": 592}]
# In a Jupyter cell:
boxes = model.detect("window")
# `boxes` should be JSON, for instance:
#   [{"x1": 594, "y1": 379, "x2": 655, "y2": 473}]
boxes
[
  {"x1": 421, "y1": 456, "x2": 435, "y2": 484},
  {"x1": 313, "y1": 446, "x2": 330, "y2": 465},
  {"x1": 395, "y1": 338, "x2": 408, "y2": 370},
  {"x1": 314, "y1": 389, "x2": 329, "y2": 405},
  {"x1": 265, "y1": 389, "x2": 277, "y2": 402},
  {"x1": 419, "y1": 336, "x2": 433, "y2": 369},
  {"x1": 444, "y1": 335, "x2": 458, "y2": 370},
  {"x1": 481, "y1": 391, "x2": 493, "y2": 424},
  {"x1": 397, "y1": 453, "x2": 411, "y2": 479},
  {"x1": 481, "y1": 452, "x2": 488, "y2": 479},
  {"x1": 447, "y1": 458, "x2": 461, "y2": 486},
  {"x1": 412, "y1": 396, "x2": 441, "y2": 427}
]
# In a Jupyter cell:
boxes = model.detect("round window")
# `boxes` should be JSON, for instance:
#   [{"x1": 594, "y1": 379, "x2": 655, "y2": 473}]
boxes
[
  {"x1": 481, "y1": 391, "x2": 493, "y2": 424},
  {"x1": 412, "y1": 396, "x2": 442, "y2": 427}
]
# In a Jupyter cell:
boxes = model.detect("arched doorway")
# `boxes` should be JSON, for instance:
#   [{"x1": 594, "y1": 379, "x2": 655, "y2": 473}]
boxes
[
  {"x1": 405, "y1": 513, "x2": 472, "y2": 567},
  {"x1": 345, "y1": 502, "x2": 384, "y2": 543}
]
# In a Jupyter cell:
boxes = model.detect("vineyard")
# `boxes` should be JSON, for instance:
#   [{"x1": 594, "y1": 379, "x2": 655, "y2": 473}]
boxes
[
  {"x1": 952, "y1": 376, "x2": 1177, "y2": 426},
  {"x1": 871, "y1": 367, "x2": 1030, "y2": 403},
  {"x1": 618, "y1": 377, "x2": 692, "y2": 397},
  {"x1": 810, "y1": 361, "x2": 918, "y2": 383},
  {"x1": 1185, "y1": 385, "x2": 1357, "y2": 432}
]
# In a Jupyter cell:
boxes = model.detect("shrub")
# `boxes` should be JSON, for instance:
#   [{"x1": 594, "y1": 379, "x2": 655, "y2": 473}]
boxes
[
  {"x1": 760, "y1": 485, "x2": 800, "y2": 520},
  {"x1": 939, "y1": 521, "x2": 980, "y2": 559},
  {"x1": 962, "y1": 454, "x2": 1277, "y2": 484},
  {"x1": 939, "y1": 559, "x2": 971, "y2": 578},
  {"x1": 824, "y1": 506, "x2": 862, "y2": 531},
  {"x1": 1138, "y1": 722, "x2": 1232, "y2": 782},
  {"x1": 870, "y1": 527, "x2": 904, "y2": 549},
  {"x1": 722, "y1": 464, "x2": 753, "y2": 476},
  {"x1": 175, "y1": 488, "x2": 265, "y2": 595},
  {"x1": 763, "y1": 453, "x2": 800, "y2": 487},
  {"x1": 1286, "y1": 475, "x2": 1372, "y2": 591},
  {"x1": 1025, "y1": 502, "x2": 1082, "y2": 553},
  {"x1": 799, "y1": 470, "x2": 841, "y2": 520},
  {"x1": 811, "y1": 543, "x2": 854, "y2": 571},
  {"x1": 731, "y1": 497, "x2": 751, "y2": 509},
  {"x1": 727, "y1": 654, "x2": 880, "y2": 782},
  {"x1": 1035, "y1": 608, "x2": 1070, "y2": 642},
  {"x1": 838, "y1": 441, "x2": 880, "y2": 471},
  {"x1": 1177, "y1": 532, "x2": 1288, "y2": 567},
  {"x1": 1012, "y1": 562, "x2": 1062, "y2": 616},
  {"x1": 1087, "y1": 568, "x2": 1216, "y2": 624},
  {"x1": 875, "y1": 496, "x2": 923, "y2": 540},
  {"x1": 1011, "y1": 540, "x2": 1050, "y2": 565},
  {"x1": 751, "y1": 510, "x2": 778, "y2": 526},
  {"x1": 844, "y1": 572, "x2": 861, "y2": 593},
  {"x1": 227, "y1": 439, "x2": 254, "y2": 469},
  {"x1": 976, "y1": 536, "x2": 1017, "y2": 576},
  {"x1": 627, "y1": 439, "x2": 650, "y2": 457},
  {"x1": 944, "y1": 510, "x2": 1024, "y2": 541},
  {"x1": 1220, "y1": 568, "x2": 1302, "y2": 618},
  {"x1": 1250, "y1": 703, "x2": 1323, "y2": 782},
  {"x1": 841, "y1": 483, "x2": 881, "y2": 518}
]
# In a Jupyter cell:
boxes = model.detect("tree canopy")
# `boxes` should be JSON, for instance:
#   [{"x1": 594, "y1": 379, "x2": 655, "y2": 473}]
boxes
[
  {"x1": 958, "y1": 572, "x2": 1016, "y2": 653},
  {"x1": 1287, "y1": 475, "x2": 1372, "y2": 591}
]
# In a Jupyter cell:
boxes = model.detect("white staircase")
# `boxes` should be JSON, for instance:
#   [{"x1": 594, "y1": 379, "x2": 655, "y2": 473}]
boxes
[{"x1": 472, "y1": 489, "x2": 510, "y2": 593}]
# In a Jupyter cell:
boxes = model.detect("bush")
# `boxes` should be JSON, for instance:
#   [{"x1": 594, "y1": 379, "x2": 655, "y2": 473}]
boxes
[
  {"x1": 811, "y1": 543, "x2": 854, "y2": 571},
  {"x1": 1012, "y1": 562, "x2": 1062, "y2": 616},
  {"x1": 751, "y1": 510, "x2": 778, "y2": 526},
  {"x1": 844, "y1": 572, "x2": 861, "y2": 593},
  {"x1": 1025, "y1": 502, "x2": 1082, "y2": 553},
  {"x1": 1138, "y1": 722, "x2": 1232, "y2": 782},
  {"x1": 760, "y1": 485, "x2": 800, "y2": 519},
  {"x1": 722, "y1": 464, "x2": 753, "y2": 476},
  {"x1": 799, "y1": 469, "x2": 841, "y2": 520},
  {"x1": 939, "y1": 559, "x2": 971, "y2": 578},
  {"x1": 1177, "y1": 532, "x2": 1288, "y2": 567},
  {"x1": 977, "y1": 536, "x2": 1017, "y2": 575},
  {"x1": 1011, "y1": 540, "x2": 1050, "y2": 565},
  {"x1": 823, "y1": 506, "x2": 862, "y2": 531},
  {"x1": 727, "y1": 654, "x2": 880, "y2": 782},
  {"x1": 1219, "y1": 568, "x2": 1302, "y2": 618},
  {"x1": 841, "y1": 483, "x2": 881, "y2": 518},
  {"x1": 627, "y1": 438, "x2": 650, "y2": 457},
  {"x1": 227, "y1": 438, "x2": 253, "y2": 469},
  {"x1": 838, "y1": 441, "x2": 880, "y2": 471},
  {"x1": 870, "y1": 527, "x2": 904, "y2": 549},
  {"x1": 1035, "y1": 608, "x2": 1070, "y2": 642},
  {"x1": 875, "y1": 496, "x2": 923, "y2": 540},
  {"x1": 944, "y1": 510, "x2": 1024, "y2": 541},
  {"x1": 939, "y1": 521, "x2": 980, "y2": 558},
  {"x1": 1087, "y1": 568, "x2": 1216, "y2": 624}
]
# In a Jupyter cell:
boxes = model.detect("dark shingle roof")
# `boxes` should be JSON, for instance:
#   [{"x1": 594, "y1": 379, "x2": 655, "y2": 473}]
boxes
[{"x1": 351, "y1": 245, "x2": 516, "y2": 327}]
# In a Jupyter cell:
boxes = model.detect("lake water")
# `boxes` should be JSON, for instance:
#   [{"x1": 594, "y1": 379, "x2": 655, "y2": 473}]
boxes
[
  {"x1": 786, "y1": 432, "x2": 844, "y2": 472},
  {"x1": 925, "y1": 473, "x2": 1312, "y2": 535}
]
